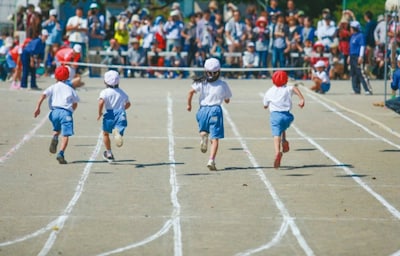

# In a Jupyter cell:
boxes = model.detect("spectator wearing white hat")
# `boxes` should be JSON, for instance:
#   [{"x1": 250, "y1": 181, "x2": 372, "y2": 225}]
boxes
[
  {"x1": 311, "y1": 60, "x2": 330, "y2": 93},
  {"x1": 20, "y1": 29, "x2": 49, "y2": 90},
  {"x1": 348, "y1": 20, "x2": 373, "y2": 95},
  {"x1": 242, "y1": 41, "x2": 260, "y2": 78},
  {"x1": 41, "y1": 9, "x2": 63, "y2": 76},
  {"x1": 97, "y1": 70, "x2": 131, "y2": 163},
  {"x1": 163, "y1": 9, "x2": 184, "y2": 52},
  {"x1": 187, "y1": 58, "x2": 232, "y2": 171},
  {"x1": 127, "y1": 37, "x2": 146, "y2": 77}
]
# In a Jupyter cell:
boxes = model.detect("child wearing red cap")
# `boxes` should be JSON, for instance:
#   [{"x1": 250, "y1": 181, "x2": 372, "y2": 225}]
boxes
[
  {"x1": 33, "y1": 65, "x2": 80, "y2": 164},
  {"x1": 263, "y1": 70, "x2": 305, "y2": 169}
]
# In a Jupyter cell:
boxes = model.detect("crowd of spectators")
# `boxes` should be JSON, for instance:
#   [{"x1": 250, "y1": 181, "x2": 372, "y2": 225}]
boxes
[{"x1": 0, "y1": 1, "x2": 394, "y2": 81}]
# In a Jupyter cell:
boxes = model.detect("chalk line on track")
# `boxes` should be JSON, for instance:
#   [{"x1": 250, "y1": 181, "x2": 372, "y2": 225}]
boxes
[{"x1": 223, "y1": 107, "x2": 315, "y2": 256}]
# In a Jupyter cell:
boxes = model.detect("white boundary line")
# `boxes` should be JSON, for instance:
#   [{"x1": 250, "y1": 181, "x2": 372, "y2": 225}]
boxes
[{"x1": 223, "y1": 107, "x2": 315, "y2": 256}]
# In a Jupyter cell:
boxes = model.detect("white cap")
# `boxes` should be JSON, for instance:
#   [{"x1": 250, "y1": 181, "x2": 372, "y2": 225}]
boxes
[
  {"x1": 41, "y1": 29, "x2": 49, "y2": 36},
  {"x1": 90, "y1": 3, "x2": 99, "y2": 9},
  {"x1": 350, "y1": 20, "x2": 360, "y2": 29},
  {"x1": 204, "y1": 58, "x2": 220, "y2": 72},
  {"x1": 247, "y1": 41, "x2": 255, "y2": 47},
  {"x1": 49, "y1": 9, "x2": 57, "y2": 16},
  {"x1": 170, "y1": 9, "x2": 180, "y2": 17},
  {"x1": 104, "y1": 70, "x2": 120, "y2": 86},
  {"x1": 397, "y1": 55, "x2": 400, "y2": 62},
  {"x1": 314, "y1": 60, "x2": 326, "y2": 68},
  {"x1": 131, "y1": 14, "x2": 140, "y2": 22},
  {"x1": 73, "y1": 44, "x2": 82, "y2": 53}
]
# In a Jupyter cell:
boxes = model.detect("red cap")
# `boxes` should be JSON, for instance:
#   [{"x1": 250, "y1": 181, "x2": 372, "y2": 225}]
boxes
[
  {"x1": 55, "y1": 66, "x2": 69, "y2": 81},
  {"x1": 272, "y1": 71, "x2": 288, "y2": 87}
]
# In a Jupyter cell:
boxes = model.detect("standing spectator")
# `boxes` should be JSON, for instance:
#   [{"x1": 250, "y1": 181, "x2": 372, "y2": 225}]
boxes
[
  {"x1": 153, "y1": 16, "x2": 166, "y2": 51},
  {"x1": 97, "y1": 70, "x2": 131, "y2": 163},
  {"x1": 181, "y1": 13, "x2": 197, "y2": 67},
  {"x1": 138, "y1": 15, "x2": 155, "y2": 66},
  {"x1": 263, "y1": 70, "x2": 305, "y2": 169},
  {"x1": 316, "y1": 13, "x2": 337, "y2": 50},
  {"x1": 88, "y1": 6, "x2": 105, "y2": 78},
  {"x1": 164, "y1": 10, "x2": 184, "y2": 52},
  {"x1": 266, "y1": 0, "x2": 283, "y2": 23},
  {"x1": 129, "y1": 14, "x2": 141, "y2": 41},
  {"x1": 363, "y1": 11, "x2": 378, "y2": 78},
  {"x1": 8, "y1": 38, "x2": 31, "y2": 89},
  {"x1": 113, "y1": 12, "x2": 130, "y2": 77},
  {"x1": 186, "y1": 58, "x2": 232, "y2": 171},
  {"x1": 338, "y1": 16, "x2": 351, "y2": 78},
  {"x1": 328, "y1": 42, "x2": 346, "y2": 79},
  {"x1": 89, "y1": 3, "x2": 105, "y2": 29},
  {"x1": 253, "y1": 16, "x2": 270, "y2": 78},
  {"x1": 42, "y1": 9, "x2": 63, "y2": 77},
  {"x1": 224, "y1": 10, "x2": 246, "y2": 68},
  {"x1": 66, "y1": 7, "x2": 88, "y2": 71},
  {"x1": 33, "y1": 66, "x2": 80, "y2": 164},
  {"x1": 300, "y1": 16, "x2": 315, "y2": 45},
  {"x1": 285, "y1": 0, "x2": 299, "y2": 21},
  {"x1": 271, "y1": 14, "x2": 287, "y2": 68},
  {"x1": 348, "y1": 21, "x2": 373, "y2": 95},
  {"x1": 317, "y1": 8, "x2": 335, "y2": 32},
  {"x1": 20, "y1": 30, "x2": 48, "y2": 90},
  {"x1": 374, "y1": 14, "x2": 386, "y2": 50},
  {"x1": 127, "y1": 38, "x2": 146, "y2": 77}
]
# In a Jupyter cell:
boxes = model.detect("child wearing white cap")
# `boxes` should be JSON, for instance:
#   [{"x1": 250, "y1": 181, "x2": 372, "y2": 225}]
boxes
[
  {"x1": 187, "y1": 57, "x2": 232, "y2": 171},
  {"x1": 311, "y1": 60, "x2": 331, "y2": 94},
  {"x1": 97, "y1": 70, "x2": 131, "y2": 163}
]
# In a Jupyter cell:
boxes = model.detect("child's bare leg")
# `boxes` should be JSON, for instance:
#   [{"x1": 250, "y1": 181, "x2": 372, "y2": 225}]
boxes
[
  {"x1": 282, "y1": 131, "x2": 286, "y2": 142},
  {"x1": 59, "y1": 136, "x2": 69, "y2": 152},
  {"x1": 273, "y1": 136, "x2": 281, "y2": 155},
  {"x1": 103, "y1": 132, "x2": 111, "y2": 151},
  {"x1": 209, "y1": 138, "x2": 219, "y2": 160}
]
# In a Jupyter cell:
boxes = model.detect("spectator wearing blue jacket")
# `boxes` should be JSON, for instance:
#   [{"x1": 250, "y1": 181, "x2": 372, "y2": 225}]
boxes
[
  {"x1": 348, "y1": 21, "x2": 373, "y2": 95},
  {"x1": 21, "y1": 30, "x2": 48, "y2": 90}
]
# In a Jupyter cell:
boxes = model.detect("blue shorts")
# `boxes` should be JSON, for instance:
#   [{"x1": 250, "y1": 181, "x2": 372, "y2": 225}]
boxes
[
  {"x1": 270, "y1": 111, "x2": 294, "y2": 137},
  {"x1": 196, "y1": 105, "x2": 224, "y2": 139},
  {"x1": 102, "y1": 109, "x2": 128, "y2": 135},
  {"x1": 321, "y1": 82, "x2": 331, "y2": 93},
  {"x1": 49, "y1": 108, "x2": 74, "y2": 136},
  {"x1": 6, "y1": 55, "x2": 16, "y2": 69}
]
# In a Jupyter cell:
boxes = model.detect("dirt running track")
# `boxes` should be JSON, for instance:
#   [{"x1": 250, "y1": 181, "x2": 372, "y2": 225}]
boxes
[{"x1": 0, "y1": 77, "x2": 399, "y2": 256}]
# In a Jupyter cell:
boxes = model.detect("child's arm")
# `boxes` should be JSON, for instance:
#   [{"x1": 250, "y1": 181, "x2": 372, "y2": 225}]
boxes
[
  {"x1": 97, "y1": 98, "x2": 105, "y2": 121},
  {"x1": 34, "y1": 94, "x2": 47, "y2": 118},
  {"x1": 125, "y1": 101, "x2": 131, "y2": 110},
  {"x1": 293, "y1": 87, "x2": 305, "y2": 108},
  {"x1": 72, "y1": 102, "x2": 78, "y2": 111},
  {"x1": 187, "y1": 89, "x2": 196, "y2": 112}
]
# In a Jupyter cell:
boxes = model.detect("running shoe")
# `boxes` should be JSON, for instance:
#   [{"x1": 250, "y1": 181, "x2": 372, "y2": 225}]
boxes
[
  {"x1": 200, "y1": 134, "x2": 208, "y2": 153},
  {"x1": 56, "y1": 154, "x2": 67, "y2": 164},
  {"x1": 282, "y1": 140, "x2": 290, "y2": 153},
  {"x1": 274, "y1": 152, "x2": 283, "y2": 169},
  {"x1": 103, "y1": 151, "x2": 115, "y2": 163},
  {"x1": 49, "y1": 138, "x2": 58, "y2": 154},
  {"x1": 112, "y1": 128, "x2": 123, "y2": 147},
  {"x1": 207, "y1": 159, "x2": 217, "y2": 171}
]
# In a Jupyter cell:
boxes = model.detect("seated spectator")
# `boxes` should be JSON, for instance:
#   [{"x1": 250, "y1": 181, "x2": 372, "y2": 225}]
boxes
[
  {"x1": 105, "y1": 38, "x2": 125, "y2": 74},
  {"x1": 166, "y1": 45, "x2": 187, "y2": 79},
  {"x1": 127, "y1": 37, "x2": 146, "y2": 77},
  {"x1": 287, "y1": 41, "x2": 304, "y2": 79},
  {"x1": 209, "y1": 35, "x2": 226, "y2": 65},
  {"x1": 147, "y1": 41, "x2": 164, "y2": 78},
  {"x1": 311, "y1": 60, "x2": 330, "y2": 94},
  {"x1": 328, "y1": 42, "x2": 346, "y2": 79},
  {"x1": 242, "y1": 41, "x2": 259, "y2": 79},
  {"x1": 302, "y1": 39, "x2": 313, "y2": 79}
]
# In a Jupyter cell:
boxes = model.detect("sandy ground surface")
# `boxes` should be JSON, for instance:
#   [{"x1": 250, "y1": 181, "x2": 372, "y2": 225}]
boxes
[{"x1": 0, "y1": 76, "x2": 399, "y2": 256}]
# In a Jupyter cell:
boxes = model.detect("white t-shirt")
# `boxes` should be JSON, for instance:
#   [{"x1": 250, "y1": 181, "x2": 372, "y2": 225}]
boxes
[
  {"x1": 44, "y1": 81, "x2": 80, "y2": 112},
  {"x1": 263, "y1": 85, "x2": 294, "y2": 112},
  {"x1": 99, "y1": 87, "x2": 130, "y2": 110},
  {"x1": 314, "y1": 70, "x2": 330, "y2": 83},
  {"x1": 192, "y1": 80, "x2": 232, "y2": 106},
  {"x1": 66, "y1": 16, "x2": 88, "y2": 43}
]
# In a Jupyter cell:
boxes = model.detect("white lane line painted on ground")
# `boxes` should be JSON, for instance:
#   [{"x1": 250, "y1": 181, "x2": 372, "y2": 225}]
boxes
[
  {"x1": 293, "y1": 124, "x2": 400, "y2": 220},
  {"x1": 37, "y1": 132, "x2": 104, "y2": 256},
  {"x1": 390, "y1": 249, "x2": 400, "y2": 256},
  {"x1": 223, "y1": 107, "x2": 314, "y2": 256},
  {"x1": 96, "y1": 94, "x2": 182, "y2": 256},
  {"x1": 306, "y1": 92, "x2": 400, "y2": 149},
  {"x1": 0, "y1": 114, "x2": 48, "y2": 164}
]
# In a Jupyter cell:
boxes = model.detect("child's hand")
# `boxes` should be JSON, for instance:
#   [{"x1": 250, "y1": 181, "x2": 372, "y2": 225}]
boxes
[
  {"x1": 34, "y1": 108, "x2": 40, "y2": 118},
  {"x1": 187, "y1": 104, "x2": 192, "y2": 112},
  {"x1": 298, "y1": 99, "x2": 305, "y2": 108}
]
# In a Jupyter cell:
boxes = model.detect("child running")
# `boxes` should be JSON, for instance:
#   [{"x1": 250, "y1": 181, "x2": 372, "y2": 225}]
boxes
[
  {"x1": 263, "y1": 70, "x2": 305, "y2": 169},
  {"x1": 187, "y1": 57, "x2": 232, "y2": 171},
  {"x1": 33, "y1": 65, "x2": 80, "y2": 164},
  {"x1": 97, "y1": 70, "x2": 131, "y2": 163}
]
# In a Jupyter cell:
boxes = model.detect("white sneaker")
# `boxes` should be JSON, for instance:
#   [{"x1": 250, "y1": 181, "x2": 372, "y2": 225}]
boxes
[
  {"x1": 207, "y1": 159, "x2": 217, "y2": 171},
  {"x1": 200, "y1": 134, "x2": 208, "y2": 153},
  {"x1": 112, "y1": 128, "x2": 123, "y2": 147}
]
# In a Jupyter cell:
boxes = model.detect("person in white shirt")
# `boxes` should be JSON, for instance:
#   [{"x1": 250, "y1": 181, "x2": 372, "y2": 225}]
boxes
[
  {"x1": 66, "y1": 7, "x2": 88, "y2": 68},
  {"x1": 263, "y1": 70, "x2": 305, "y2": 169},
  {"x1": 242, "y1": 41, "x2": 260, "y2": 78},
  {"x1": 97, "y1": 70, "x2": 131, "y2": 163},
  {"x1": 33, "y1": 66, "x2": 80, "y2": 164},
  {"x1": 311, "y1": 60, "x2": 331, "y2": 93},
  {"x1": 187, "y1": 58, "x2": 232, "y2": 171}
]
